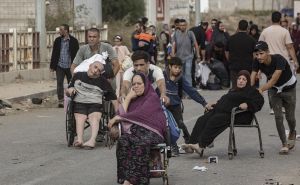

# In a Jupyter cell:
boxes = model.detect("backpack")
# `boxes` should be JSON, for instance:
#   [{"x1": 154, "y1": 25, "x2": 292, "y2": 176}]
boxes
[{"x1": 103, "y1": 58, "x2": 114, "y2": 79}]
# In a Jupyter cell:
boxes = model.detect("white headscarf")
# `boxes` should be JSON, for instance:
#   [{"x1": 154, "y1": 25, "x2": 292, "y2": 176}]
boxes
[{"x1": 74, "y1": 52, "x2": 108, "y2": 73}]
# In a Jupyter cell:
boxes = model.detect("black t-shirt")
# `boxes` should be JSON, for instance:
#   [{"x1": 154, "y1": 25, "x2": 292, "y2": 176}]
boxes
[
  {"x1": 190, "y1": 26, "x2": 206, "y2": 49},
  {"x1": 69, "y1": 72, "x2": 117, "y2": 101},
  {"x1": 252, "y1": 54, "x2": 293, "y2": 87},
  {"x1": 226, "y1": 32, "x2": 256, "y2": 71}
]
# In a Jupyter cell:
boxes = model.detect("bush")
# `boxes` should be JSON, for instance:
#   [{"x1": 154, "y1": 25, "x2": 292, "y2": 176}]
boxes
[{"x1": 103, "y1": 0, "x2": 145, "y2": 24}]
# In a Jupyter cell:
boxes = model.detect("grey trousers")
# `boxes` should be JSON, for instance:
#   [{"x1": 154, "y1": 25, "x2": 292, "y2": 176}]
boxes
[{"x1": 269, "y1": 87, "x2": 296, "y2": 145}]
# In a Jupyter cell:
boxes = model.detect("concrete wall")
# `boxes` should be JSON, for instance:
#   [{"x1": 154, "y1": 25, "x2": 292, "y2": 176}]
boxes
[
  {"x1": 0, "y1": 69, "x2": 53, "y2": 83},
  {"x1": 208, "y1": 0, "x2": 293, "y2": 12},
  {"x1": 0, "y1": 0, "x2": 35, "y2": 32}
]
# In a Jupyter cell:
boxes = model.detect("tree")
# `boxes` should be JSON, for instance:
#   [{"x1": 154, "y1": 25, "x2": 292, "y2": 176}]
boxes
[{"x1": 102, "y1": 0, "x2": 145, "y2": 24}]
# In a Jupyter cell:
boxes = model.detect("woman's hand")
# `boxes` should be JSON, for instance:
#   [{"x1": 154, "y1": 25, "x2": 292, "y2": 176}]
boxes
[
  {"x1": 127, "y1": 88, "x2": 137, "y2": 100},
  {"x1": 108, "y1": 115, "x2": 121, "y2": 129},
  {"x1": 239, "y1": 103, "x2": 248, "y2": 110}
]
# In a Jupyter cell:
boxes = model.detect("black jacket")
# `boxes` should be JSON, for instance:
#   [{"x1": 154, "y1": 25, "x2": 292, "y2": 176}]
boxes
[
  {"x1": 214, "y1": 86, "x2": 264, "y2": 124},
  {"x1": 50, "y1": 35, "x2": 79, "y2": 70}
]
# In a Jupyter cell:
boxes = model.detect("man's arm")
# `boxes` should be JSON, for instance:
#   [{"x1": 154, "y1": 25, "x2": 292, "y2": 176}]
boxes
[
  {"x1": 70, "y1": 63, "x2": 78, "y2": 75},
  {"x1": 171, "y1": 41, "x2": 176, "y2": 57},
  {"x1": 71, "y1": 46, "x2": 84, "y2": 75},
  {"x1": 156, "y1": 79, "x2": 169, "y2": 104},
  {"x1": 194, "y1": 41, "x2": 201, "y2": 59},
  {"x1": 111, "y1": 58, "x2": 120, "y2": 76},
  {"x1": 259, "y1": 70, "x2": 282, "y2": 93},
  {"x1": 286, "y1": 43, "x2": 299, "y2": 70},
  {"x1": 250, "y1": 71, "x2": 258, "y2": 86},
  {"x1": 225, "y1": 51, "x2": 229, "y2": 61}
]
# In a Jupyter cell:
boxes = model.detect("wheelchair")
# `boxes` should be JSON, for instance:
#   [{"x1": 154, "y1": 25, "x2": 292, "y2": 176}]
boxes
[
  {"x1": 115, "y1": 117, "x2": 172, "y2": 185},
  {"x1": 149, "y1": 125, "x2": 171, "y2": 185},
  {"x1": 227, "y1": 107, "x2": 264, "y2": 160},
  {"x1": 65, "y1": 95, "x2": 115, "y2": 148}
]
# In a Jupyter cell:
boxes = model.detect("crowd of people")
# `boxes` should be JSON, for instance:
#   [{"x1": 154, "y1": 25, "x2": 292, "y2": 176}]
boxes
[{"x1": 49, "y1": 11, "x2": 298, "y2": 185}]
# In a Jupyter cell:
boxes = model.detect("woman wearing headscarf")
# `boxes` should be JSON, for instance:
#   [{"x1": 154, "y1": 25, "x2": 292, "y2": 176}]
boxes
[
  {"x1": 182, "y1": 70, "x2": 264, "y2": 154},
  {"x1": 249, "y1": 24, "x2": 260, "y2": 42},
  {"x1": 108, "y1": 73, "x2": 166, "y2": 185}
]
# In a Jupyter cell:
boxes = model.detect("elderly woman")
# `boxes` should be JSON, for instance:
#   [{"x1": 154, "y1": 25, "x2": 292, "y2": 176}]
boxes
[
  {"x1": 182, "y1": 70, "x2": 264, "y2": 154},
  {"x1": 108, "y1": 73, "x2": 166, "y2": 185},
  {"x1": 66, "y1": 60, "x2": 117, "y2": 149}
]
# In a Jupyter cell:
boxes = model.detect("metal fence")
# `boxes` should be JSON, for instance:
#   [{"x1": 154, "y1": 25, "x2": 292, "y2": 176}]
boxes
[{"x1": 0, "y1": 26, "x2": 108, "y2": 73}]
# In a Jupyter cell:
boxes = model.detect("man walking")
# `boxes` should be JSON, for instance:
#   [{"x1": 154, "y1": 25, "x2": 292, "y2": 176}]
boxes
[
  {"x1": 225, "y1": 20, "x2": 256, "y2": 88},
  {"x1": 251, "y1": 41, "x2": 297, "y2": 155},
  {"x1": 171, "y1": 19, "x2": 201, "y2": 86},
  {"x1": 50, "y1": 24, "x2": 79, "y2": 107},
  {"x1": 259, "y1": 11, "x2": 299, "y2": 73}
]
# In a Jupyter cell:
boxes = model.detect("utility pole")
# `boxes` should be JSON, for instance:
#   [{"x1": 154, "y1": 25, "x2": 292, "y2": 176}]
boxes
[
  {"x1": 99, "y1": 0, "x2": 102, "y2": 26},
  {"x1": 195, "y1": 0, "x2": 201, "y2": 26},
  {"x1": 252, "y1": 0, "x2": 255, "y2": 14},
  {"x1": 35, "y1": 0, "x2": 47, "y2": 68}
]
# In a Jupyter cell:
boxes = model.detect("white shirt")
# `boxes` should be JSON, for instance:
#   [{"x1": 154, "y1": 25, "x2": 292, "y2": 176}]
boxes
[{"x1": 123, "y1": 64, "x2": 164, "y2": 89}]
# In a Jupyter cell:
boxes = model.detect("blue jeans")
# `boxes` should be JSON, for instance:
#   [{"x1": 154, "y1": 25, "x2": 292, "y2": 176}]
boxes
[{"x1": 182, "y1": 56, "x2": 193, "y2": 86}]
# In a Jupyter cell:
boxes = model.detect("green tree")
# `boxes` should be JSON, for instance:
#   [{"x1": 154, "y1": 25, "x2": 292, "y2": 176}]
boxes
[{"x1": 102, "y1": 0, "x2": 145, "y2": 24}]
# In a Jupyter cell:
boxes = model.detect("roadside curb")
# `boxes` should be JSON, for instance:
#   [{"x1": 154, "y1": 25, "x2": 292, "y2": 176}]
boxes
[{"x1": 6, "y1": 89, "x2": 56, "y2": 103}]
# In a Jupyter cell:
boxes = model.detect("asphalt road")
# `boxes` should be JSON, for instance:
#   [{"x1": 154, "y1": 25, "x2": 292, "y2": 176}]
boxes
[{"x1": 0, "y1": 88, "x2": 300, "y2": 185}]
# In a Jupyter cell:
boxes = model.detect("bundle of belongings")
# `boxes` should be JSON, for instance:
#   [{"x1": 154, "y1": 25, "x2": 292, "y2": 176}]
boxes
[{"x1": 195, "y1": 59, "x2": 230, "y2": 90}]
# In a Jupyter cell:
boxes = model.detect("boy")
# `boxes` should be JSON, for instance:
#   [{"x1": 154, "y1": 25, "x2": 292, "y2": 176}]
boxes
[{"x1": 164, "y1": 57, "x2": 211, "y2": 156}]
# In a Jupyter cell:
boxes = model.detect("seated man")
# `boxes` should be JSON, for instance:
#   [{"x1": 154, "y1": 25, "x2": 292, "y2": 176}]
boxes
[
  {"x1": 66, "y1": 60, "x2": 118, "y2": 149},
  {"x1": 181, "y1": 70, "x2": 264, "y2": 155}
]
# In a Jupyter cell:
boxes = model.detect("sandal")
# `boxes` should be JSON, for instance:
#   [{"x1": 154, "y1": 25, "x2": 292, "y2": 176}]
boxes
[
  {"x1": 189, "y1": 144, "x2": 204, "y2": 156},
  {"x1": 279, "y1": 145, "x2": 289, "y2": 155},
  {"x1": 73, "y1": 141, "x2": 83, "y2": 148},
  {"x1": 288, "y1": 130, "x2": 296, "y2": 150}
]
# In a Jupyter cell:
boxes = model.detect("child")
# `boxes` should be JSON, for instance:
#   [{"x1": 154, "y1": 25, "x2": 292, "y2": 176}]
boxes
[
  {"x1": 164, "y1": 57, "x2": 211, "y2": 156},
  {"x1": 134, "y1": 26, "x2": 155, "y2": 52},
  {"x1": 112, "y1": 35, "x2": 131, "y2": 97}
]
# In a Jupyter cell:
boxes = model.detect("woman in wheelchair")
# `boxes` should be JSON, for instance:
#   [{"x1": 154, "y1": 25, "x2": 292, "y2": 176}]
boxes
[
  {"x1": 108, "y1": 73, "x2": 167, "y2": 185},
  {"x1": 66, "y1": 61, "x2": 117, "y2": 149},
  {"x1": 182, "y1": 70, "x2": 264, "y2": 155}
]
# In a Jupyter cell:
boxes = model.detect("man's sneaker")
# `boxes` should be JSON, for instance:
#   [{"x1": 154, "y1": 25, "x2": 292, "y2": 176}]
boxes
[
  {"x1": 282, "y1": 107, "x2": 285, "y2": 113},
  {"x1": 178, "y1": 146, "x2": 187, "y2": 154},
  {"x1": 279, "y1": 145, "x2": 289, "y2": 155},
  {"x1": 269, "y1": 109, "x2": 274, "y2": 115},
  {"x1": 288, "y1": 130, "x2": 296, "y2": 150}
]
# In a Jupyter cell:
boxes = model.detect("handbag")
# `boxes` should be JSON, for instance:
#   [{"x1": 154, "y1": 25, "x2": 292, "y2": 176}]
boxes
[{"x1": 162, "y1": 104, "x2": 180, "y2": 144}]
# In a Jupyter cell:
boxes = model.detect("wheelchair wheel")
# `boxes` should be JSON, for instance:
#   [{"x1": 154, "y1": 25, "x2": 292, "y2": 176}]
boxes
[
  {"x1": 66, "y1": 102, "x2": 76, "y2": 147},
  {"x1": 233, "y1": 149, "x2": 237, "y2": 156},
  {"x1": 259, "y1": 151, "x2": 264, "y2": 158},
  {"x1": 228, "y1": 153, "x2": 233, "y2": 160}
]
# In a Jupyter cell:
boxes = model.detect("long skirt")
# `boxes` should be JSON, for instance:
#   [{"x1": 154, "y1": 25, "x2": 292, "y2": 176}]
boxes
[
  {"x1": 117, "y1": 124, "x2": 164, "y2": 185},
  {"x1": 189, "y1": 110, "x2": 230, "y2": 148}
]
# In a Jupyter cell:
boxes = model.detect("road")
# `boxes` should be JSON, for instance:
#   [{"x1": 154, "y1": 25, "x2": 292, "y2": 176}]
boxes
[{"x1": 0, "y1": 88, "x2": 299, "y2": 185}]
